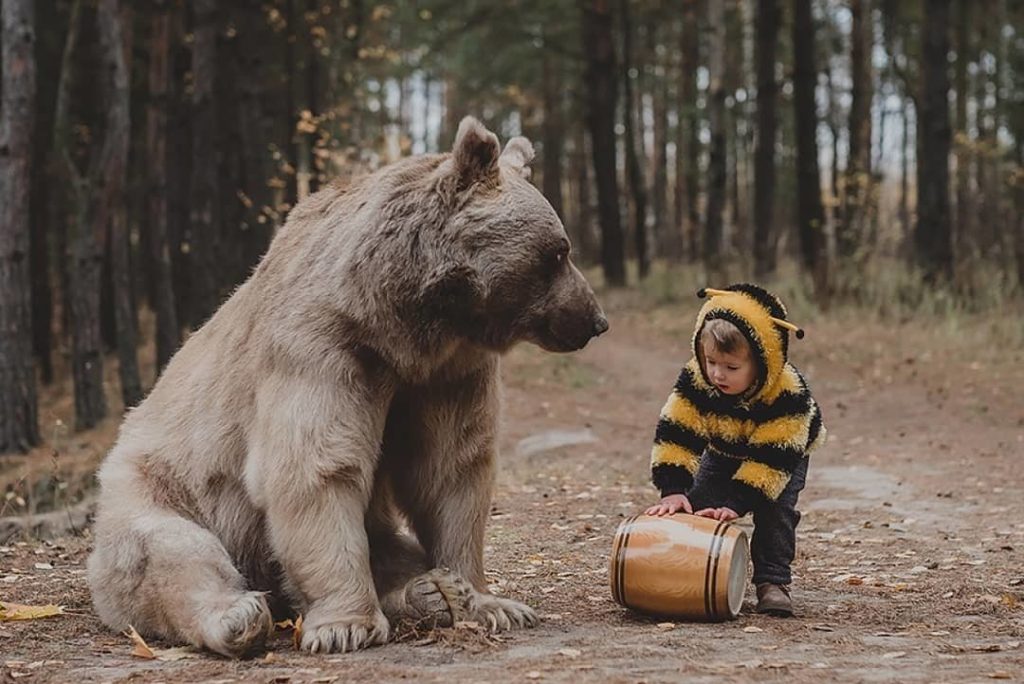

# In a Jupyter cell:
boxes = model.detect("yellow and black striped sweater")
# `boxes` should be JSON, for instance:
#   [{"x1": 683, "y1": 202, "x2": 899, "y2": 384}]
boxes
[{"x1": 651, "y1": 284, "x2": 826, "y2": 512}]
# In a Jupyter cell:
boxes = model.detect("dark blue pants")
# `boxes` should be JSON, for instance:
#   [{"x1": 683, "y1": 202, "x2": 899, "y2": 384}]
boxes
[{"x1": 688, "y1": 454, "x2": 808, "y2": 586}]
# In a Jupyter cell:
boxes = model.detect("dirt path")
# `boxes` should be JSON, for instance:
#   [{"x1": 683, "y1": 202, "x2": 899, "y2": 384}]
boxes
[{"x1": 2, "y1": 297, "x2": 1023, "y2": 683}]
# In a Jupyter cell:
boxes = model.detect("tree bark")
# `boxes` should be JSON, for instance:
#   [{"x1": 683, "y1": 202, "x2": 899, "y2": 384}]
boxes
[
  {"x1": 753, "y1": 0, "x2": 779, "y2": 278},
  {"x1": 914, "y1": 0, "x2": 953, "y2": 283},
  {"x1": 676, "y1": 0, "x2": 700, "y2": 262},
  {"x1": 704, "y1": 0, "x2": 727, "y2": 280},
  {"x1": 541, "y1": 35, "x2": 565, "y2": 221},
  {"x1": 619, "y1": 0, "x2": 648, "y2": 279},
  {"x1": 98, "y1": 0, "x2": 141, "y2": 409},
  {"x1": 579, "y1": 0, "x2": 625, "y2": 286},
  {"x1": 649, "y1": 20, "x2": 669, "y2": 257},
  {"x1": 188, "y1": 0, "x2": 222, "y2": 326},
  {"x1": 792, "y1": 0, "x2": 829, "y2": 303},
  {"x1": 146, "y1": 0, "x2": 180, "y2": 373},
  {"x1": 839, "y1": 0, "x2": 874, "y2": 261},
  {"x1": 54, "y1": 0, "x2": 107, "y2": 430},
  {"x1": 953, "y1": 0, "x2": 971, "y2": 272},
  {"x1": 0, "y1": 0, "x2": 40, "y2": 452}
]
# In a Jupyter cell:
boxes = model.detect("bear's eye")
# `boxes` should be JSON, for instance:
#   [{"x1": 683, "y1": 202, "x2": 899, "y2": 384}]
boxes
[{"x1": 545, "y1": 245, "x2": 569, "y2": 274}]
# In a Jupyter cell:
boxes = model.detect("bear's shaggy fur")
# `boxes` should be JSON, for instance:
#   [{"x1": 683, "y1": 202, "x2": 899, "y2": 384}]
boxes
[{"x1": 86, "y1": 118, "x2": 607, "y2": 656}]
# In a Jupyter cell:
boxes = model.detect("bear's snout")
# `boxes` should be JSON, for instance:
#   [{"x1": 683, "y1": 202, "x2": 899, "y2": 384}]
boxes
[{"x1": 593, "y1": 313, "x2": 610, "y2": 337}]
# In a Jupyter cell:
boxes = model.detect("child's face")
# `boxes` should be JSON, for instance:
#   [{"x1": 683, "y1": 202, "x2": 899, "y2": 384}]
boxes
[{"x1": 702, "y1": 342, "x2": 756, "y2": 396}]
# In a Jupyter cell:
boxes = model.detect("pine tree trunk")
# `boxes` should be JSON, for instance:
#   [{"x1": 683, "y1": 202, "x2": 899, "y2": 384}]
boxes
[
  {"x1": 839, "y1": 0, "x2": 874, "y2": 262},
  {"x1": 620, "y1": 0, "x2": 648, "y2": 279},
  {"x1": 792, "y1": 0, "x2": 829, "y2": 304},
  {"x1": 146, "y1": 0, "x2": 180, "y2": 372},
  {"x1": 753, "y1": 0, "x2": 779, "y2": 278},
  {"x1": 704, "y1": 0, "x2": 727, "y2": 280},
  {"x1": 28, "y1": 0, "x2": 62, "y2": 387},
  {"x1": 573, "y1": 125, "x2": 596, "y2": 264},
  {"x1": 97, "y1": 0, "x2": 141, "y2": 409},
  {"x1": 188, "y1": 0, "x2": 222, "y2": 326},
  {"x1": 954, "y1": 0, "x2": 971, "y2": 273},
  {"x1": 580, "y1": 0, "x2": 626, "y2": 286},
  {"x1": 0, "y1": 0, "x2": 40, "y2": 453},
  {"x1": 677, "y1": 0, "x2": 700, "y2": 262},
  {"x1": 651, "y1": 34, "x2": 670, "y2": 258},
  {"x1": 541, "y1": 38, "x2": 565, "y2": 221},
  {"x1": 914, "y1": 0, "x2": 953, "y2": 283}
]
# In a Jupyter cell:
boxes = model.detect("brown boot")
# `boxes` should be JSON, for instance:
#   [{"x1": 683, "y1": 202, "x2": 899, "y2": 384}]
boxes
[{"x1": 756, "y1": 583, "x2": 793, "y2": 617}]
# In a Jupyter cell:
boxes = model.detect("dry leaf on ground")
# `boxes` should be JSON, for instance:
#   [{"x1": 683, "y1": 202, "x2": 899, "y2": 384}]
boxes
[
  {"x1": 124, "y1": 625, "x2": 156, "y2": 659},
  {"x1": 0, "y1": 602, "x2": 64, "y2": 621}
]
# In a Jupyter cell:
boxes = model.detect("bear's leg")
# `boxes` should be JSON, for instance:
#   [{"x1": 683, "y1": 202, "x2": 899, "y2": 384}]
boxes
[
  {"x1": 254, "y1": 372, "x2": 391, "y2": 654},
  {"x1": 88, "y1": 511, "x2": 272, "y2": 658},
  {"x1": 388, "y1": 370, "x2": 539, "y2": 633}
]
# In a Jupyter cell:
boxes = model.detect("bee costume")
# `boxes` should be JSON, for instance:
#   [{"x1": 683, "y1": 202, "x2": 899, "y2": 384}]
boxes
[{"x1": 650, "y1": 283, "x2": 826, "y2": 586}]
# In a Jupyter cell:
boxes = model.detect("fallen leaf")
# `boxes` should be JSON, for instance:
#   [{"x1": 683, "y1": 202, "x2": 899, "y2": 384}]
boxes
[
  {"x1": 454, "y1": 621, "x2": 481, "y2": 630},
  {"x1": 0, "y1": 602, "x2": 64, "y2": 621},
  {"x1": 274, "y1": 619, "x2": 295, "y2": 630},
  {"x1": 152, "y1": 647, "x2": 195, "y2": 662},
  {"x1": 125, "y1": 625, "x2": 156, "y2": 660},
  {"x1": 656, "y1": 622, "x2": 676, "y2": 631},
  {"x1": 881, "y1": 651, "x2": 906, "y2": 659},
  {"x1": 743, "y1": 626, "x2": 764, "y2": 633},
  {"x1": 558, "y1": 648, "x2": 581, "y2": 658},
  {"x1": 525, "y1": 672, "x2": 542, "y2": 680},
  {"x1": 293, "y1": 615, "x2": 304, "y2": 650},
  {"x1": 847, "y1": 577, "x2": 864, "y2": 586},
  {"x1": 811, "y1": 625, "x2": 835, "y2": 632},
  {"x1": 33, "y1": 563, "x2": 53, "y2": 571},
  {"x1": 989, "y1": 673, "x2": 1012, "y2": 680}
]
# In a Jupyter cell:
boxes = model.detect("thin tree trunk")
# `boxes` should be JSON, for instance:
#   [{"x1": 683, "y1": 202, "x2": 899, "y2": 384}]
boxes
[
  {"x1": 650, "y1": 21, "x2": 669, "y2": 256},
  {"x1": 580, "y1": 0, "x2": 625, "y2": 286},
  {"x1": 792, "y1": 0, "x2": 829, "y2": 304},
  {"x1": 678, "y1": 0, "x2": 700, "y2": 262},
  {"x1": 97, "y1": 0, "x2": 141, "y2": 409},
  {"x1": 704, "y1": 0, "x2": 727, "y2": 280},
  {"x1": 753, "y1": 0, "x2": 779, "y2": 277},
  {"x1": 620, "y1": 0, "x2": 648, "y2": 279},
  {"x1": 55, "y1": 0, "x2": 107, "y2": 430},
  {"x1": 839, "y1": 0, "x2": 874, "y2": 261},
  {"x1": 573, "y1": 124, "x2": 596, "y2": 264},
  {"x1": 188, "y1": 0, "x2": 222, "y2": 326},
  {"x1": 0, "y1": 0, "x2": 40, "y2": 452},
  {"x1": 953, "y1": 0, "x2": 971, "y2": 274},
  {"x1": 914, "y1": 0, "x2": 953, "y2": 283},
  {"x1": 541, "y1": 36, "x2": 565, "y2": 221},
  {"x1": 28, "y1": 1, "x2": 62, "y2": 387},
  {"x1": 147, "y1": 0, "x2": 180, "y2": 372}
]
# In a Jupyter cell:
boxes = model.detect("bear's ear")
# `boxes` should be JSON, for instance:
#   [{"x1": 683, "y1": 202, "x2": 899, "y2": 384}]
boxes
[
  {"x1": 452, "y1": 116, "x2": 500, "y2": 190},
  {"x1": 499, "y1": 137, "x2": 535, "y2": 180}
]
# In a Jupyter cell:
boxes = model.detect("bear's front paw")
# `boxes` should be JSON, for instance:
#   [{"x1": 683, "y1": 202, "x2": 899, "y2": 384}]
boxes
[
  {"x1": 471, "y1": 595, "x2": 539, "y2": 633},
  {"x1": 300, "y1": 609, "x2": 390, "y2": 654}
]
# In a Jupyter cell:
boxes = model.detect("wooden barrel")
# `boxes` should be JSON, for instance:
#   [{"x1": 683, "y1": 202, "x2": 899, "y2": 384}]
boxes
[{"x1": 609, "y1": 513, "x2": 750, "y2": 621}]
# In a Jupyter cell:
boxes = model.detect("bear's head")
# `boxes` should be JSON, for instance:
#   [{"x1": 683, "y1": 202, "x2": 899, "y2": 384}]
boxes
[{"x1": 423, "y1": 117, "x2": 609, "y2": 353}]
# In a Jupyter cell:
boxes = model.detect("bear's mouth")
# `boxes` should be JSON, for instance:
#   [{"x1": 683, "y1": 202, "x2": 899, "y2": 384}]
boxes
[{"x1": 536, "y1": 324, "x2": 593, "y2": 353}]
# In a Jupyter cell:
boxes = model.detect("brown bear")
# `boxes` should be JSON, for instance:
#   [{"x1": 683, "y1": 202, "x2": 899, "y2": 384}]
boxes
[{"x1": 86, "y1": 117, "x2": 608, "y2": 657}]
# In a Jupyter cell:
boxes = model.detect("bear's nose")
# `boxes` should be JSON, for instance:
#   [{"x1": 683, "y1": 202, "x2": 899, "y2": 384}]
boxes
[{"x1": 593, "y1": 314, "x2": 609, "y2": 337}]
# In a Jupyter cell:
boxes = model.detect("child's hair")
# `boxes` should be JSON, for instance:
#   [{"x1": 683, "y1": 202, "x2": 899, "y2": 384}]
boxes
[{"x1": 700, "y1": 319, "x2": 750, "y2": 356}]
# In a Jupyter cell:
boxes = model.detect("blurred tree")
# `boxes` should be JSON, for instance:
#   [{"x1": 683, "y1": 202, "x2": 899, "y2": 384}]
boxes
[
  {"x1": 753, "y1": 0, "x2": 780, "y2": 278},
  {"x1": 0, "y1": 0, "x2": 40, "y2": 452},
  {"x1": 914, "y1": 0, "x2": 953, "y2": 283}
]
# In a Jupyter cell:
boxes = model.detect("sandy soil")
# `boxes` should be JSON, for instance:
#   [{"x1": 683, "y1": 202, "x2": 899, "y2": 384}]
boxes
[{"x1": 2, "y1": 291, "x2": 1023, "y2": 683}]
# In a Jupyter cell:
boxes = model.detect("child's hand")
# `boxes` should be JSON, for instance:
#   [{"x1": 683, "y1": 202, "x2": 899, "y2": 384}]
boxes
[
  {"x1": 645, "y1": 494, "x2": 693, "y2": 516},
  {"x1": 694, "y1": 507, "x2": 739, "y2": 522}
]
